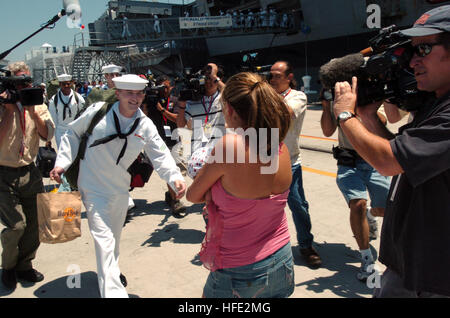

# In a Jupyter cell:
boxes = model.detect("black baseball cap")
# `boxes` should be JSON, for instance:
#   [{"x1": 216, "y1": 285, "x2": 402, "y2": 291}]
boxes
[{"x1": 400, "y1": 5, "x2": 450, "y2": 37}]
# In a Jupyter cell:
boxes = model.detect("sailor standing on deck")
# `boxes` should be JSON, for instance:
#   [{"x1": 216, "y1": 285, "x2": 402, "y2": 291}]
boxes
[{"x1": 50, "y1": 75, "x2": 186, "y2": 298}]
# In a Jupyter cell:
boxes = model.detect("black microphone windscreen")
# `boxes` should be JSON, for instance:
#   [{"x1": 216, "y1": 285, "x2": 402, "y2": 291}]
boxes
[{"x1": 319, "y1": 53, "x2": 365, "y2": 89}]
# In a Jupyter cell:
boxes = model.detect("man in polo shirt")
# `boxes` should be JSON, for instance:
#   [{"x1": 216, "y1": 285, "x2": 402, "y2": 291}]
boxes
[
  {"x1": 0, "y1": 61, "x2": 55, "y2": 290},
  {"x1": 332, "y1": 5, "x2": 450, "y2": 297},
  {"x1": 177, "y1": 63, "x2": 226, "y2": 156},
  {"x1": 50, "y1": 74, "x2": 186, "y2": 298}
]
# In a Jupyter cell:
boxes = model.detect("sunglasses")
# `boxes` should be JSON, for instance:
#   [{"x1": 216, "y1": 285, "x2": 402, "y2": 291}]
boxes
[{"x1": 412, "y1": 42, "x2": 442, "y2": 57}]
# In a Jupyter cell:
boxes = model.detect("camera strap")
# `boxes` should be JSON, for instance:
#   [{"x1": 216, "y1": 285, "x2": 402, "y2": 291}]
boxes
[
  {"x1": 281, "y1": 88, "x2": 292, "y2": 99},
  {"x1": 161, "y1": 97, "x2": 170, "y2": 125},
  {"x1": 15, "y1": 104, "x2": 27, "y2": 158}
]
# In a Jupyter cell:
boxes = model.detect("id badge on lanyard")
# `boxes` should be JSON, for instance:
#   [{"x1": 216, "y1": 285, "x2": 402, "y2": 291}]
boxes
[{"x1": 202, "y1": 94, "x2": 216, "y2": 137}]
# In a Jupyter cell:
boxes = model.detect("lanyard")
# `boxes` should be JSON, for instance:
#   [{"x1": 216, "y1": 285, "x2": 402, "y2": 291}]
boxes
[
  {"x1": 282, "y1": 88, "x2": 292, "y2": 99},
  {"x1": 17, "y1": 105, "x2": 26, "y2": 157},
  {"x1": 162, "y1": 97, "x2": 170, "y2": 125},
  {"x1": 201, "y1": 92, "x2": 217, "y2": 124}
]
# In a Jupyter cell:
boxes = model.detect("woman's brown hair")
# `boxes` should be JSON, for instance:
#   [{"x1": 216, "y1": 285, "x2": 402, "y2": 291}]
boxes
[{"x1": 222, "y1": 72, "x2": 291, "y2": 155}]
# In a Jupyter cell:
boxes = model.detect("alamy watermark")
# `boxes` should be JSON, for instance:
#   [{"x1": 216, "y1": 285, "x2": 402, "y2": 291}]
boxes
[
  {"x1": 170, "y1": 123, "x2": 281, "y2": 175},
  {"x1": 66, "y1": 264, "x2": 81, "y2": 289},
  {"x1": 367, "y1": 4, "x2": 381, "y2": 29}
]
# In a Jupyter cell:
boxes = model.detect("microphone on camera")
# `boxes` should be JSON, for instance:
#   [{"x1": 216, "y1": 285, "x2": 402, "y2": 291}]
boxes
[
  {"x1": 63, "y1": 0, "x2": 82, "y2": 19},
  {"x1": 319, "y1": 53, "x2": 365, "y2": 89}
]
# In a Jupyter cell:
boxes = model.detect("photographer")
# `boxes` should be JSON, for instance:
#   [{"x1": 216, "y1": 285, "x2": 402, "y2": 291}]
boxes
[
  {"x1": 0, "y1": 61, "x2": 55, "y2": 290},
  {"x1": 333, "y1": 5, "x2": 450, "y2": 297},
  {"x1": 176, "y1": 63, "x2": 226, "y2": 155},
  {"x1": 320, "y1": 88, "x2": 391, "y2": 281},
  {"x1": 142, "y1": 74, "x2": 186, "y2": 216}
]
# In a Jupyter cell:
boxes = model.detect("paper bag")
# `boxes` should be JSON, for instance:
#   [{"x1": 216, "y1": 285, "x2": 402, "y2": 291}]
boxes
[{"x1": 37, "y1": 191, "x2": 82, "y2": 244}]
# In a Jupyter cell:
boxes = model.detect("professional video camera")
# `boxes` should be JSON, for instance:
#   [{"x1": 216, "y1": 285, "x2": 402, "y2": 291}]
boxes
[
  {"x1": 0, "y1": 69, "x2": 43, "y2": 106},
  {"x1": 144, "y1": 83, "x2": 166, "y2": 107},
  {"x1": 319, "y1": 25, "x2": 433, "y2": 111},
  {"x1": 240, "y1": 53, "x2": 272, "y2": 79},
  {"x1": 178, "y1": 67, "x2": 209, "y2": 101}
]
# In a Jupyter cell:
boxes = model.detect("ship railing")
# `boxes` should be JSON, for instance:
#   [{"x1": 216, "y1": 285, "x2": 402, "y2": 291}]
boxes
[{"x1": 84, "y1": 10, "x2": 301, "y2": 46}]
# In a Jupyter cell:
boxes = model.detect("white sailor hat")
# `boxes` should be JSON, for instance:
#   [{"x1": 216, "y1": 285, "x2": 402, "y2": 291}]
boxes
[
  {"x1": 113, "y1": 74, "x2": 149, "y2": 90},
  {"x1": 57, "y1": 74, "x2": 72, "y2": 82},
  {"x1": 102, "y1": 64, "x2": 123, "y2": 74}
]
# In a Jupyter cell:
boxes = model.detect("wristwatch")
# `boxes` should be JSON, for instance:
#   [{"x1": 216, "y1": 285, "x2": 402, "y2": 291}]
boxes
[{"x1": 337, "y1": 111, "x2": 356, "y2": 123}]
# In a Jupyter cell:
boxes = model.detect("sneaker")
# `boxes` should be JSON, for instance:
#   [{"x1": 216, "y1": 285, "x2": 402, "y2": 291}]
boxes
[
  {"x1": 1, "y1": 269, "x2": 17, "y2": 289},
  {"x1": 356, "y1": 258, "x2": 375, "y2": 282},
  {"x1": 368, "y1": 218, "x2": 378, "y2": 241}
]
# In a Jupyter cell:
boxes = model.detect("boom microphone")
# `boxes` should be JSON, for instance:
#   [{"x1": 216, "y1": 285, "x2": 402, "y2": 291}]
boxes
[{"x1": 319, "y1": 53, "x2": 365, "y2": 89}]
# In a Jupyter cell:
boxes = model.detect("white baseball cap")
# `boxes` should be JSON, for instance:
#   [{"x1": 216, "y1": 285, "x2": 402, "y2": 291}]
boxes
[{"x1": 113, "y1": 74, "x2": 149, "y2": 90}]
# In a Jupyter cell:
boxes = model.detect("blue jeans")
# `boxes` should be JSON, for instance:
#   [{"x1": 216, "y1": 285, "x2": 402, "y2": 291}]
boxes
[
  {"x1": 203, "y1": 242, "x2": 294, "y2": 298},
  {"x1": 287, "y1": 164, "x2": 314, "y2": 249}
]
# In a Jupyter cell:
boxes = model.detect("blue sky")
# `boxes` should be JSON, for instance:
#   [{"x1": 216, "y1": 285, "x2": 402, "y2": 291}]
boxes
[{"x1": 0, "y1": 0, "x2": 188, "y2": 63}]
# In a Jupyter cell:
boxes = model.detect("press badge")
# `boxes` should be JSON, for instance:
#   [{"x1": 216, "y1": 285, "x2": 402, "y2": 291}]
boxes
[{"x1": 163, "y1": 125, "x2": 172, "y2": 138}]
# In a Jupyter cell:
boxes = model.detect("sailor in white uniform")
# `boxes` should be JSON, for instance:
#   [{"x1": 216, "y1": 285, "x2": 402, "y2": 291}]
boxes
[
  {"x1": 48, "y1": 74, "x2": 85, "y2": 148},
  {"x1": 50, "y1": 75, "x2": 186, "y2": 298}
]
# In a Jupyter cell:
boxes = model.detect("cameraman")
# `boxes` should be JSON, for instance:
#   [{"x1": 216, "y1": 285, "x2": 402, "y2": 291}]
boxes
[
  {"x1": 0, "y1": 61, "x2": 55, "y2": 290},
  {"x1": 142, "y1": 74, "x2": 186, "y2": 216},
  {"x1": 333, "y1": 5, "x2": 450, "y2": 297},
  {"x1": 177, "y1": 63, "x2": 226, "y2": 155}
]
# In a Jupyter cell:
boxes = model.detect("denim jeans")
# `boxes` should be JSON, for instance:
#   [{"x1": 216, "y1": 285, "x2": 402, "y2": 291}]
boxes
[
  {"x1": 287, "y1": 164, "x2": 314, "y2": 249},
  {"x1": 203, "y1": 242, "x2": 294, "y2": 298}
]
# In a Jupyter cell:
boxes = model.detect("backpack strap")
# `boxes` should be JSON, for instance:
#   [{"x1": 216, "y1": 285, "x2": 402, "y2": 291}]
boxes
[{"x1": 78, "y1": 102, "x2": 114, "y2": 160}]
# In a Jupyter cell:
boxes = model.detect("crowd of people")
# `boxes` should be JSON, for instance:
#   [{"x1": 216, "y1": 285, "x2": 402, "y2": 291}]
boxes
[{"x1": 0, "y1": 5, "x2": 449, "y2": 298}]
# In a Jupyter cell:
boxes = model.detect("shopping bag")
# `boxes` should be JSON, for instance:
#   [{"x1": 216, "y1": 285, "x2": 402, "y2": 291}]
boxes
[{"x1": 37, "y1": 191, "x2": 82, "y2": 244}]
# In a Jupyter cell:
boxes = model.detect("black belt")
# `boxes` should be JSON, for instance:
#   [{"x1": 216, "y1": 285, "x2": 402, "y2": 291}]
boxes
[{"x1": 0, "y1": 163, "x2": 35, "y2": 172}]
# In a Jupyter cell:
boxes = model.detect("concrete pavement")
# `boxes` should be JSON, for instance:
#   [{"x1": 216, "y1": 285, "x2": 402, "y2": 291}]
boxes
[{"x1": 0, "y1": 105, "x2": 408, "y2": 298}]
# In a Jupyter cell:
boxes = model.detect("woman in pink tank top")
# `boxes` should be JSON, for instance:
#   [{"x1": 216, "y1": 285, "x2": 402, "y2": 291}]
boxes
[{"x1": 187, "y1": 72, "x2": 295, "y2": 298}]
